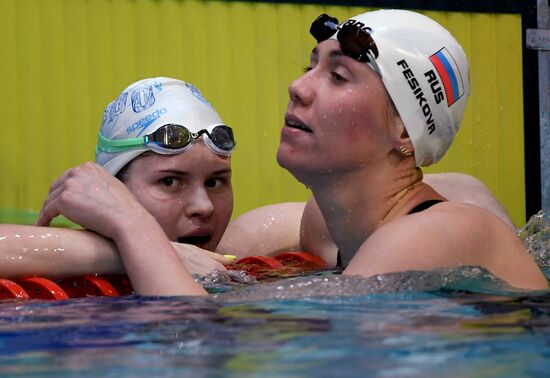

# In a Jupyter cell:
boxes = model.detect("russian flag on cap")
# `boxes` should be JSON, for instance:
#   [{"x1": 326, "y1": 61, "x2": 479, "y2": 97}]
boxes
[{"x1": 429, "y1": 48, "x2": 464, "y2": 106}]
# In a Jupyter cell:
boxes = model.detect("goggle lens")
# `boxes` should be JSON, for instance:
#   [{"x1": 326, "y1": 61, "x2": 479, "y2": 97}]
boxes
[
  {"x1": 149, "y1": 124, "x2": 192, "y2": 148},
  {"x1": 310, "y1": 14, "x2": 379, "y2": 63},
  {"x1": 149, "y1": 124, "x2": 236, "y2": 152},
  {"x1": 210, "y1": 126, "x2": 235, "y2": 151},
  {"x1": 310, "y1": 14, "x2": 339, "y2": 43}
]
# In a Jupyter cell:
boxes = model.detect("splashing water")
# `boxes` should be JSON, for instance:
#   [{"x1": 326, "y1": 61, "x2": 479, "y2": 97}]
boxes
[
  {"x1": 195, "y1": 211, "x2": 550, "y2": 302},
  {"x1": 519, "y1": 210, "x2": 550, "y2": 268}
]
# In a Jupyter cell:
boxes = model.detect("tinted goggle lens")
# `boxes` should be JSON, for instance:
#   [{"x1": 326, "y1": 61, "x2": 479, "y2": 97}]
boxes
[
  {"x1": 149, "y1": 124, "x2": 235, "y2": 152},
  {"x1": 310, "y1": 14, "x2": 339, "y2": 42},
  {"x1": 149, "y1": 124, "x2": 191, "y2": 148},
  {"x1": 209, "y1": 125, "x2": 235, "y2": 151},
  {"x1": 309, "y1": 14, "x2": 379, "y2": 63}
]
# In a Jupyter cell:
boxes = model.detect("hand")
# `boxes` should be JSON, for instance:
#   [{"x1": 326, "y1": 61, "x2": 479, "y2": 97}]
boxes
[
  {"x1": 171, "y1": 242, "x2": 231, "y2": 276},
  {"x1": 35, "y1": 162, "x2": 150, "y2": 239}
]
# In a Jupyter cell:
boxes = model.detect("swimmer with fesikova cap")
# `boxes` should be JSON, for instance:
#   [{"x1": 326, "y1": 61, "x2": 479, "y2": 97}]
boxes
[{"x1": 273, "y1": 9, "x2": 547, "y2": 289}]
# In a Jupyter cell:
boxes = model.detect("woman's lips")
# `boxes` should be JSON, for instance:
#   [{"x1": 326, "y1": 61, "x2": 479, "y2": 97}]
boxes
[
  {"x1": 177, "y1": 234, "x2": 212, "y2": 248},
  {"x1": 285, "y1": 113, "x2": 312, "y2": 133}
]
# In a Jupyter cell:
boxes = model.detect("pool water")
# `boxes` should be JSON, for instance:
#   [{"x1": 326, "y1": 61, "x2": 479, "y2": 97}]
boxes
[{"x1": 0, "y1": 212, "x2": 549, "y2": 377}]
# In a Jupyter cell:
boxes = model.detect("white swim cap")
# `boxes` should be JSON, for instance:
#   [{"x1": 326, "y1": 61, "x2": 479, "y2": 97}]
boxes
[
  {"x1": 331, "y1": 10, "x2": 470, "y2": 166},
  {"x1": 96, "y1": 77, "x2": 226, "y2": 175}
]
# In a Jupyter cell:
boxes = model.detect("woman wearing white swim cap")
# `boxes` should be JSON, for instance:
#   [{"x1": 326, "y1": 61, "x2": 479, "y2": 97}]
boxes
[
  {"x1": 276, "y1": 9, "x2": 547, "y2": 290},
  {"x1": 34, "y1": 77, "x2": 235, "y2": 295}
]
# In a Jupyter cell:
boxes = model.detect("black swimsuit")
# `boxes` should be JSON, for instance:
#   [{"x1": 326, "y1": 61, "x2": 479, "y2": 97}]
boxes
[{"x1": 335, "y1": 199, "x2": 443, "y2": 269}]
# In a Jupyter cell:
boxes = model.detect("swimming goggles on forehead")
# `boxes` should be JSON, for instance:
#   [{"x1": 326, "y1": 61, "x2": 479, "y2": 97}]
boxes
[
  {"x1": 97, "y1": 124, "x2": 236, "y2": 156},
  {"x1": 310, "y1": 14, "x2": 379, "y2": 64}
]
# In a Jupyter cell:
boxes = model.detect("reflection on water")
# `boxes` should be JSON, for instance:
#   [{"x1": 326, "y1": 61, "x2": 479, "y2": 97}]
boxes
[
  {"x1": 2, "y1": 292, "x2": 550, "y2": 377},
  {"x1": 0, "y1": 212, "x2": 549, "y2": 377}
]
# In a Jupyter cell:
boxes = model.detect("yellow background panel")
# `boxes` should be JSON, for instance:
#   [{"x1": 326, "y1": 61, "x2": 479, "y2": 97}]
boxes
[{"x1": 0, "y1": 0, "x2": 525, "y2": 225}]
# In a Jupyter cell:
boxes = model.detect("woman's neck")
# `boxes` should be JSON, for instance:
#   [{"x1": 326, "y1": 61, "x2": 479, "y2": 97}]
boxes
[{"x1": 309, "y1": 162, "x2": 424, "y2": 265}]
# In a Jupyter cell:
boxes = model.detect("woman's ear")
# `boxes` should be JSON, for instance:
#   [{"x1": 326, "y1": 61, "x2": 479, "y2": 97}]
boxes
[{"x1": 390, "y1": 116, "x2": 414, "y2": 157}]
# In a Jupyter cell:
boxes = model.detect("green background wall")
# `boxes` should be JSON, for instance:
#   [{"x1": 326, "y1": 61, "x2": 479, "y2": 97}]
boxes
[{"x1": 0, "y1": 0, "x2": 526, "y2": 225}]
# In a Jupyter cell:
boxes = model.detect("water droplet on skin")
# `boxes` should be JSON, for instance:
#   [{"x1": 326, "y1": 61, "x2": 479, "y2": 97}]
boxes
[{"x1": 0, "y1": 236, "x2": 6, "y2": 241}]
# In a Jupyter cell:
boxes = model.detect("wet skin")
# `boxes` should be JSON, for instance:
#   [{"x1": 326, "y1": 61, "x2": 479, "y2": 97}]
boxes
[
  {"x1": 122, "y1": 141, "x2": 233, "y2": 252},
  {"x1": 278, "y1": 39, "x2": 398, "y2": 186}
]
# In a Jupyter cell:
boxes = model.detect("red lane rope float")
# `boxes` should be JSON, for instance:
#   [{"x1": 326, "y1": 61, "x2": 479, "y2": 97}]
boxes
[
  {"x1": 0, "y1": 279, "x2": 31, "y2": 300},
  {"x1": 57, "y1": 275, "x2": 119, "y2": 298},
  {"x1": 16, "y1": 277, "x2": 69, "y2": 300},
  {"x1": 226, "y1": 252, "x2": 328, "y2": 280},
  {"x1": 274, "y1": 252, "x2": 328, "y2": 270},
  {"x1": 101, "y1": 274, "x2": 134, "y2": 296},
  {"x1": 0, "y1": 252, "x2": 328, "y2": 300},
  {"x1": 226, "y1": 256, "x2": 285, "y2": 278}
]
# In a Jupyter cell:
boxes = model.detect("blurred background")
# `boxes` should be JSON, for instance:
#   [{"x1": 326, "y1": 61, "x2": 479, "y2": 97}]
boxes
[{"x1": 0, "y1": 0, "x2": 537, "y2": 226}]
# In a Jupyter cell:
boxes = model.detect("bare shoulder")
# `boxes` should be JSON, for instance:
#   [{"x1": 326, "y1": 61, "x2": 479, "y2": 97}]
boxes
[
  {"x1": 346, "y1": 202, "x2": 547, "y2": 290},
  {"x1": 424, "y1": 172, "x2": 514, "y2": 228},
  {"x1": 219, "y1": 202, "x2": 306, "y2": 257}
]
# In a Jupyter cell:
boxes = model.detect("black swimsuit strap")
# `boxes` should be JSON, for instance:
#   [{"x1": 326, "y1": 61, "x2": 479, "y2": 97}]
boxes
[
  {"x1": 335, "y1": 199, "x2": 444, "y2": 269},
  {"x1": 407, "y1": 199, "x2": 444, "y2": 214}
]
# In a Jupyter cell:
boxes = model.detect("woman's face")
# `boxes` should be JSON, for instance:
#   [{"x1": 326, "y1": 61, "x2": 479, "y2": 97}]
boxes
[
  {"x1": 121, "y1": 141, "x2": 233, "y2": 251},
  {"x1": 277, "y1": 39, "x2": 396, "y2": 182}
]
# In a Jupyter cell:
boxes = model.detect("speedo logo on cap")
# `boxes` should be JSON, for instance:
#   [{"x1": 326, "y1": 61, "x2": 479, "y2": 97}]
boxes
[
  {"x1": 429, "y1": 48, "x2": 465, "y2": 106},
  {"x1": 126, "y1": 108, "x2": 168, "y2": 136}
]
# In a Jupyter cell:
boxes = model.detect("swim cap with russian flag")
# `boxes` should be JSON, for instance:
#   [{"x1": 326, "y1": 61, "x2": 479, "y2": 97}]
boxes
[
  {"x1": 96, "y1": 77, "x2": 226, "y2": 175},
  {"x1": 331, "y1": 10, "x2": 470, "y2": 166}
]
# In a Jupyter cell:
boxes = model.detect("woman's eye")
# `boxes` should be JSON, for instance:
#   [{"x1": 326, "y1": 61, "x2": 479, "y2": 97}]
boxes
[
  {"x1": 331, "y1": 72, "x2": 347, "y2": 82},
  {"x1": 205, "y1": 177, "x2": 223, "y2": 189},
  {"x1": 160, "y1": 177, "x2": 178, "y2": 187}
]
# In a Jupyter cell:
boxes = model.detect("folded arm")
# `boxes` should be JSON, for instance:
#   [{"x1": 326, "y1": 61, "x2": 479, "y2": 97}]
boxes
[{"x1": 0, "y1": 224, "x2": 123, "y2": 279}]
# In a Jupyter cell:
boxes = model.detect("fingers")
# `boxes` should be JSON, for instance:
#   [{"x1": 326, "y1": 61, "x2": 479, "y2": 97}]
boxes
[
  {"x1": 35, "y1": 162, "x2": 105, "y2": 227},
  {"x1": 203, "y1": 250, "x2": 234, "y2": 265},
  {"x1": 35, "y1": 174, "x2": 68, "y2": 226},
  {"x1": 172, "y1": 242, "x2": 233, "y2": 273},
  {"x1": 47, "y1": 167, "x2": 72, "y2": 195}
]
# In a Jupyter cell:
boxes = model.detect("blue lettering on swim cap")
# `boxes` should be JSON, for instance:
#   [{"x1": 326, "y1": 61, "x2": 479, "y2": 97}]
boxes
[
  {"x1": 184, "y1": 82, "x2": 211, "y2": 105},
  {"x1": 131, "y1": 81, "x2": 164, "y2": 113},
  {"x1": 102, "y1": 91, "x2": 129, "y2": 133}
]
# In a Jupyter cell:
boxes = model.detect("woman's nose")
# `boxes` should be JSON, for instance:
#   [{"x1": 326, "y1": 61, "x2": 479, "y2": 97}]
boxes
[
  {"x1": 184, "y1": 186, "x2": 215, "y2": 218},
  {"x1": 288, "y1": 71, "x2": 314, "y2": 107}
]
